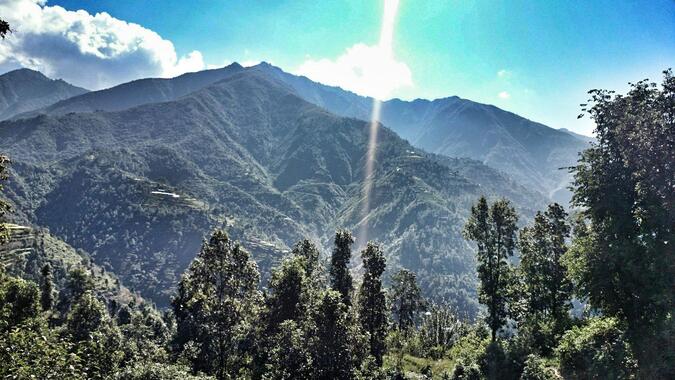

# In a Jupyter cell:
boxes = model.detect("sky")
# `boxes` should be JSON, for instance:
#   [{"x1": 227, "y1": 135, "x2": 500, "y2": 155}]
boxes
[{"x1": 0, "y1": 0, "x2": 673, "y2": 136}]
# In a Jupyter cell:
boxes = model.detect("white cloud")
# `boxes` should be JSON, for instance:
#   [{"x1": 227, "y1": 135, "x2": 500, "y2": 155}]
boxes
[
  {"x1": 497, "y1": 69, "x2": 512, "y2": 79},
  {"x1": 295, "y1": 43, "x2": 412, "y2": 100},
  {"x1": 0, "y1": 0, "x2": 206, "y2": 89},
  {"x1": 498, "y1": 91, "x2": 511, "y2": 99}
]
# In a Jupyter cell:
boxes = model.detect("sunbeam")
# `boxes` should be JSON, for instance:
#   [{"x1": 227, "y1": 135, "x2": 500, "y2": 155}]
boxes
[{"x1": 357, "y1": 0, "x2": 401, "y2": 247}]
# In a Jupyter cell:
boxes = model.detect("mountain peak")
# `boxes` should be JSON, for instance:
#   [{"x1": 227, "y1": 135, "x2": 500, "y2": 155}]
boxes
[{"x1": 0, "y1": 68, "x2": 88, "y2": 120}]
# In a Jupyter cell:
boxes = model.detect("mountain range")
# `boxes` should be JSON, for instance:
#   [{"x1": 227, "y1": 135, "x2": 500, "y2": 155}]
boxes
[{"x1": 0, "y1": 64, "x2": 589, "y2": 315}]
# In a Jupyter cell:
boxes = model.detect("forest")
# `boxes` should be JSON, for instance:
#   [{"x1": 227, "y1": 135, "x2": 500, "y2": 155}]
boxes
[{"x1": 0, "y1": 46, "x2": 673, "y2": 380}]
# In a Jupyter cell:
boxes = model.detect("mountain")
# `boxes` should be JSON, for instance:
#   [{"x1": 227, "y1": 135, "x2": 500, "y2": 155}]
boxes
[
  {"x1": 33, "y1": 63, "x2": 246, "y2": 116},
  {"x1": 0, "y1": 70, "x2": 548, "y2": 314},
  {"x1": 251, "y1": 63, "x2": 590, "y2": 202},
  {"x1": 0, "y1": 68, "x2": 88, "y2": 120},
  {"x1": 17, "y1": 63, "x2": 588, "y2": 204}
]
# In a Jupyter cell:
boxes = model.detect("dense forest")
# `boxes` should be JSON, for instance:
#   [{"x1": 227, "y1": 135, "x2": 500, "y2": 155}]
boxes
[{"x1": 0, "y1": 70, "x2": 672, "y2": 379}]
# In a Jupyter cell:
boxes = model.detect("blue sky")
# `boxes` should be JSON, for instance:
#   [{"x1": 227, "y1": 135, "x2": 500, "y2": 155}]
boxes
[{"x1": 3, "y1": 0, "x2": 674, "y2": 135}]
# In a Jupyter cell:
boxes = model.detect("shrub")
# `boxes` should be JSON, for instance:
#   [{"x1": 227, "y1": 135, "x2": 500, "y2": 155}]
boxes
[{"x1": 556, "y1": 317, "x2": 637, "y2": 379}]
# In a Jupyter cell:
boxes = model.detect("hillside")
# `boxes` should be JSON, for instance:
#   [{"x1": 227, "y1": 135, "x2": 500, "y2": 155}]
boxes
[
  {"x1": 0, "y1": 70, "x2": 548, "y2": 313},
  {"x1": 251, "y1": 63, "x2": 589, "y2": 202},
  {"x1": 0, "y1": 68, "x2": 88, "y2": 120},
  {"x1": 16, "y1": 62, "x2": 588, "y2": 203},
  {"x1": 1, "y1": 223, "x2": 139, "y2": 307}
]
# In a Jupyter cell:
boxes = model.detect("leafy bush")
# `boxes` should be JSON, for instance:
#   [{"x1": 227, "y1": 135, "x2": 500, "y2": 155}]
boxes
[
  {"x1": 556, "y1": 317, "x2": 637, "y2": 379},
  {"x1": 520, "y1": 354, "x2": 556, "y2": 380}
]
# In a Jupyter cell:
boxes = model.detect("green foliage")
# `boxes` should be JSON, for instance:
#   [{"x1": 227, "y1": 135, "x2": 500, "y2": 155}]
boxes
[
  {"x1": 262, "y1": 320, "x2": 312, "y2": 380},
  {"x1": 0, "y1": 273, "x2": 40, "y2": 332},
  {"x1": 390, "y1": 268, "x2": 425, "y2": 331},
  {"x1": 520, "y1": 354, "x2": 556, "y2": 380},
  {"x1": 266, "y1": 255, "x2": 310, "y2": 328},
  {"x1": 358, "y1": 242, "x2": 388, "y2": 366},
  {"x1": 172, "y1": 229, "x2": 261, "y2": 380},
  {"x1": 310, "y1": 290, "x2": 365, "y2": 379},
  {"x1": 516, "y1": 203, "x2": 572, "y2": 355},
  {"x1": 464, "y1": 197, "x2": 518, "y2": 341},
  {"x1": 556, "y1": 317, "x2": 637, "y2": 379},
  {"x1": 569, "y1": 70, "x2": 674, "y2": 372},
  {"x1": 40, "y1": 263, "x2": 55, "y2": 311},
  {"x1": 0, "y1": 319, "x2": 85, "y2": 380},
  {"x1": 0, "y1": 154, "x2": 10, "y2": 243},
  {"x1": 330, "y1": 229, "x2": 354, "y2": 306},
  {"x1": 114, "y1": 362, "x2": 214, "y2": 380}
]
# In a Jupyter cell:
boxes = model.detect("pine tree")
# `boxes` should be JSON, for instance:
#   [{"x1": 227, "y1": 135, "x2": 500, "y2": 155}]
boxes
[
  {"x1": 330, "y1": 230, "x2": 354, "y2": 306},
  {"x1": 172, "y1": 230, "x2": 261, "y2": 380},
  {"x1": 310, "y1": 290, "x2": 363, "y2": 380},
  {"x1": 40, "y1": 263, "x2": 54, "y2": 312},
  {"x1": 292, "y1": 239, "x2": 321, "y2": 281},
  {"x1": 358, "y1": 243, "x2": 388, "y2": 366},
  {"x1": 0, "y1": 155, "x2": 11, "y2": 244},
  {"x1": 266, "y1": 255, "x2": 309, "y2": 330},
  {"x1": 464, "y1": 197, "x2": 518, "y2": 342},
  {"x1": 390, "y1": 268, "x2": 425, "y2": 331},
  {"x1": 519, "y1": 204, "x2": 572, "y2": 319}
]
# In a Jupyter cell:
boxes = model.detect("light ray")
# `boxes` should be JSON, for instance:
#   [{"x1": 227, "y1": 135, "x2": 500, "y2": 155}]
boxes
[{"x1": 357, "y1": 0, "x2": 401, "y2": 247}]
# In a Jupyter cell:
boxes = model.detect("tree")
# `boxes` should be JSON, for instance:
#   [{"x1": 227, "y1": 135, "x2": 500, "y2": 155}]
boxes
[
  {"x1": 517, "y1": 203, "x2": 572, "y2": 352},
  {"x1": 0, "y1": 155, "x2": 11, "y2": 244},
  {"x1": 568, "y1": 70, "x2": 674, "y2": 373},
  {"x1": 40, "y1": 263, "x2": 55, "y2": 312},
  {"x1": 357, "y1": 243, "x2": 388, "y2": 366},
  {"x1": 291, "y1": 239, "x2": 321, "y2": 281},
  {"x1": 330, "y1": 230, "x2": 354, "y2": 306},
  {"x1": 172, "y1": 230, "x2": 261, "y2": 380},
  {"x1": 463, "y1": 197, "x2": 518, "y2": 342},
  {"x1": 310, "y1": 290, "x2": 364, "y2": 380},
  {"x1": 262, "y1": 320, "x2": 312, "y2": 380},
  {"x1": 66, "y1": 291, "x2": 123, "y2": 379},
  {"x1": 0, "y1": 274, "x2": 40, "y2": 332},
  {"x1": 390, "y1": 268, "x2": 425, "y2": 331},
  {"x1": 63, "y1": 268, "x2": 95, "y2": 305},
  {"x1": 266, "y1": 255, "x2": 310, "y2": 328}
]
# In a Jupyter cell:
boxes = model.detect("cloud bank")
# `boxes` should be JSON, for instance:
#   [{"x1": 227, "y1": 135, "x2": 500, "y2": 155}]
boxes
[
  {"x1": 0, "y1": 0, "x2": 206, "y2": 89},
  {"x1": 296, "y1": 42, "x2": 412, "y2": 100}
]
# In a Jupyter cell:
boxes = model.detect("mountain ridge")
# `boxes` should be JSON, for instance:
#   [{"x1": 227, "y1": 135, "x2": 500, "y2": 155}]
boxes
[{"x1": 0, "y1": 68, "x2": 88, "y2": 120}]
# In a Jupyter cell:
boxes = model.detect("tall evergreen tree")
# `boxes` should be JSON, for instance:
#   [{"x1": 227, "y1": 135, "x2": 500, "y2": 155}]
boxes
[
  {"x1": 330, "y1": 230, "x2": 354, "y2": 306},
  {"x1": 292, "y1": 239, "x2": 321, "y2": 281},
  {"x1": 40, "y1": 263, "x2": 54, "y2": 312},
  {"x1": 310, "y1": 290, "x2": 363, "y2": 380},
  {"x1": 358, "y1": 243, "x2": 388, "y2": 366},
  {"x1": 266, "y1": 255, "x2": 310, "y2": 331},
  {"x1": 390, "y1": 268, "x2": 425, "y2": 331},
  {"x1": 172, "y1": 230, "x2": 261, "y2": 380},
  {"x1": 0, "y1": 155, "x2": 10, "y2": 244},
  {"x1": 519, "y1": 204, "x2": 572, "y2": 319},
  {"x1": 464, "y1": 197, "x2": 518, "y2": 342}
]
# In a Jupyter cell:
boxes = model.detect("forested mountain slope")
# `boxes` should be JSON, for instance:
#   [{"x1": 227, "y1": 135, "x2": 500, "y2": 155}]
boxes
[
  {"x1": 1, "y1": 224, "x2": 140, "y2": 307},
  {"x1": 252, "y1": 63, "x2": 590, "y2": 202},
  {"x1": 0, "y1": 71, "x2": 547, "y2": 313},
  {"x1": 0, "y1": 68, "x2": 88, "y2": 120},
  {"x1": 16, "y1": 62, "x2": 588, "y2": 203}
]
